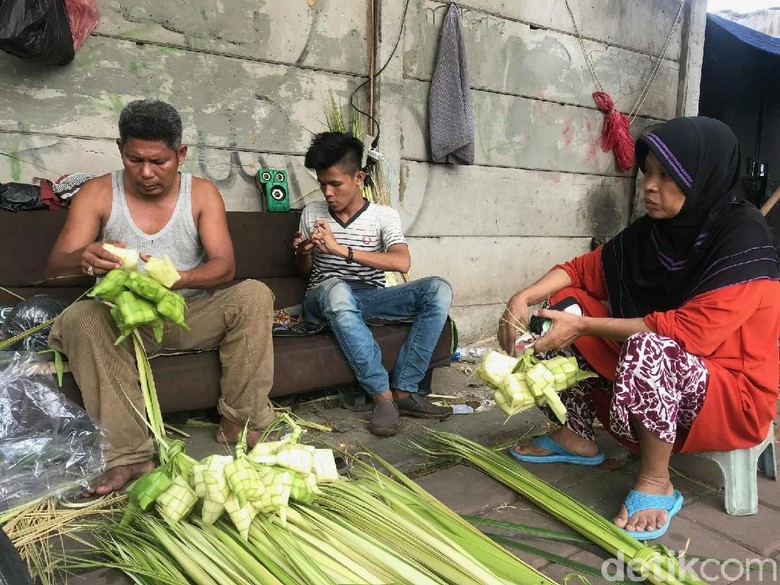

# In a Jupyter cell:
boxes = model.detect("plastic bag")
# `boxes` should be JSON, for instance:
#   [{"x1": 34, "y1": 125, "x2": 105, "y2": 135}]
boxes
[
  {"x1": 1, "y1": 295, "x2": 69, "y2": 352},
  {"x1": 64, "y1": 0, "x2": 99, "y2": 51},
  {"x1": 0, "y1": 352, "x2": 106, "y2": 510},
  {"x1": 0, "y1": 182, "x2": 44, "y2": 212},
  {"x1": 0, "y1": 0, "x2": 75, "y2": 65}
]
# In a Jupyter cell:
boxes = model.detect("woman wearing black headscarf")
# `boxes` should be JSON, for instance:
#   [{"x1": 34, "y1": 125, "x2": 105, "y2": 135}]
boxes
[{"x1": 498, "y1": 117, "x2": 779, "y2": 540}]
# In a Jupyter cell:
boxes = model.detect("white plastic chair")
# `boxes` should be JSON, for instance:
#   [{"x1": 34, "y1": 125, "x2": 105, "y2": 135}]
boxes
[{"x1": 692, "y1": 422, "x2": 777, "y2": 516}]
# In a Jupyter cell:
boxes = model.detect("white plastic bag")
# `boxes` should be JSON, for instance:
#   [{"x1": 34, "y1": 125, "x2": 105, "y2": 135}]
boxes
[{"x1": 0, "y1": 351, "x2": 106, "y2": 510}]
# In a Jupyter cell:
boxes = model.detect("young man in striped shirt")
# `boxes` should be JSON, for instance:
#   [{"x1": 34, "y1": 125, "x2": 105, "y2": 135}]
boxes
[{"x1": 293, "y1": 132, "x2": 453, "y2": 436}]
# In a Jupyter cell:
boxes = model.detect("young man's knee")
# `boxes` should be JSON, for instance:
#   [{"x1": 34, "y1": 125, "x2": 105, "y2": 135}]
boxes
[
  {"x1": 312, "y1": 279, "x2": 356, "y2": 313},
  {"x1": 423, "y1": 276, "x2": 453, "y2": 309}
]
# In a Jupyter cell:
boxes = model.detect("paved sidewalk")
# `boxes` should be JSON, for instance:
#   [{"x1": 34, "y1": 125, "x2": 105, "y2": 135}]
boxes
[
  {"x1": 283, "y1": 362, "x2": 779, "y2": 585},
  {"x1": 68, "y1": 363, "x2": 780, "y2": 584}
]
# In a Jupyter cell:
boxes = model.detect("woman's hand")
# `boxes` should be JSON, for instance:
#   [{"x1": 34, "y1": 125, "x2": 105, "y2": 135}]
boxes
[
  {"x1": 498, "y1": 294, "x2": 531, "y2": 356},
  {"x1": 532, "y1": 308, "x2": 585, "y2": 353}
]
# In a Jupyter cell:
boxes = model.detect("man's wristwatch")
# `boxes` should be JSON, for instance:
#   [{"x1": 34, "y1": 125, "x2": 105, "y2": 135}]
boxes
[{"x1": 346, "y1": 246, "x2": 354, "y2": 264}]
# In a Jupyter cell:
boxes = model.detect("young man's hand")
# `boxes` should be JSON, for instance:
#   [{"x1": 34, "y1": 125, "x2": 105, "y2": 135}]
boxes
[
  {"x1": 293, "y1": 231, "x2": 317, "y2": 256},
  {"x1": 311, "y1": 220, "x2": 348, "y2": 258}
]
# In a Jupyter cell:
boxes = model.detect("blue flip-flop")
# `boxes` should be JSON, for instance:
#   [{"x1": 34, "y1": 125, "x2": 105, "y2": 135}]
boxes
[
  {"x1": 508, "y1": 435, "x2": 605, "y2": 466},
  {"x1": 620, "y1": 489, "x2": 684, "y2": 541}
]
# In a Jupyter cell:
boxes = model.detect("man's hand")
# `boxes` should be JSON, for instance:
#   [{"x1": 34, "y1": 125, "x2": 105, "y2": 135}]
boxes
[
  {"x1": 293, "y1": 231, "x2": 317, "y2": 256},
  {"x1": 498, "y1": 295, "x2": 531, "y2": 357},
  {"x1": 82, "y1": 241, "x2": 123, "y2": 277},
  {"x1": 311, "y1": 220, "x2": 347, "y2": 258}
]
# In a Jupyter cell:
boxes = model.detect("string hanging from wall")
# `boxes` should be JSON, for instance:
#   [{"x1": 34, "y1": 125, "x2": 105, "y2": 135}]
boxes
[{"x1": 564, "y1": 0, "x2": 685, "y2": 170}]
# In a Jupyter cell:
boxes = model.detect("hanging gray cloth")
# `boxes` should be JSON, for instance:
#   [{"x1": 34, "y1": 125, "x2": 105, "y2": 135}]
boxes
[{"x1": 429, "y1": 3, "x2": 474, "y2": 164}]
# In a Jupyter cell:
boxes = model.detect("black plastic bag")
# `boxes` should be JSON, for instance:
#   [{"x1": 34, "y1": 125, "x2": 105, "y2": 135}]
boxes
[
  {"x1": 0, "y1": 0, "x2": 75, "y2": 65},
  {"x1": 0, "y1": 182, "x2": 44, "y2": 212},
  {"x1": 0, "y1": 529, "x2": 32, "y2": 585},
  {"x1": 1, "y1": 295, "x2": 69, "y2": 351}
]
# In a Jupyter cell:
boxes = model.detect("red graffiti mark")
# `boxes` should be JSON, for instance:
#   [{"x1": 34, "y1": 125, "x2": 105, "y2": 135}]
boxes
[
  {"x1": 562, "y1": 124, "x2": 572, "y2": 146},
  {"x1": 585, "y1": 139, "x2": 599, "y2": 162},
  {"x1": 584, "y1": 117, "x2": 592, "y2": 132}
]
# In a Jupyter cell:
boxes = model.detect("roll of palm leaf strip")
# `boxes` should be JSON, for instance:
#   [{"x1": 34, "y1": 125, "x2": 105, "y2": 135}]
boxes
[{"x1": 413, "y1": 428, "x2": 706, "y2": 585}]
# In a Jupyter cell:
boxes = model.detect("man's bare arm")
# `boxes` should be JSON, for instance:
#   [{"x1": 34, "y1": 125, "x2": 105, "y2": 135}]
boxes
[
  {"x1": 44, "y1": 175, "x2": 119, "y2": 281},
  {"x1": 173, "y1": 178, "x2": 235, "y2": 290}
]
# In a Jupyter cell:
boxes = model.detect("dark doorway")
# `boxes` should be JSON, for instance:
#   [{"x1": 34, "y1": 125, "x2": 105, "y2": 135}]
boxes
[{"x1": 699, "y1": 13, "x2": 780, "y2": 209}]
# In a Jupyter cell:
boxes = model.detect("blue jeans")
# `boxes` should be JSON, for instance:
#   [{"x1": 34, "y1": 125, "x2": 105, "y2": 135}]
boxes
[{"x1": 303, "y1": 276, "x2": 453, "y2": 395}]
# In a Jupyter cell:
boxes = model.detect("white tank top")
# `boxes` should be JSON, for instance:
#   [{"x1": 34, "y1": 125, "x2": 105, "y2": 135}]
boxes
[{"x1": 101, "y1": 171, "x2": 205, "y2": 298}]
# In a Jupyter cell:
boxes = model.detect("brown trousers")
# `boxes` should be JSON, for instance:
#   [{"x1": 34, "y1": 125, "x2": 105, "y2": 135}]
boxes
[{"x1": 48, "y1": 280, "x2": 275, "y2": 469}]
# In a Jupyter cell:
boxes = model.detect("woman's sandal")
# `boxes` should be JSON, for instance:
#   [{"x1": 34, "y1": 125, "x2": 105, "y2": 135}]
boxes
[
  {"x1": 508, "y1": 435, "x2": 605, "y2": 466},
  {"x1": 619, "y1": 489, "x2": 684, "y2": 540}
]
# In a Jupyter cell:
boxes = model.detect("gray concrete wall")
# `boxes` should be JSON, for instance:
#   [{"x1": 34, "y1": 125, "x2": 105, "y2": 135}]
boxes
[{"x1": 0, "y1": 0, "x2": 706, "y2": 342}]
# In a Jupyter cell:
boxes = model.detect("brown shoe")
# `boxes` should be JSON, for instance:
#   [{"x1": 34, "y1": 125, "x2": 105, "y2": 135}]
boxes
[
  {"x1": 396, "y1": 393, "x2": 453, "y2": 420},
  {"x1": 369, "y1": 400, "x2": 400, "y2": 436},
  {"x1": 215, "y1": 417, "x2": 261, "y2": 449}
]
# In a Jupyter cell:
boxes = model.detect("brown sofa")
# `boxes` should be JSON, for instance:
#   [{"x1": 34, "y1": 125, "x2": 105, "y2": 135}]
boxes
[{"x1": 0, "y1": 209, "x2": 454, "y2": 412}]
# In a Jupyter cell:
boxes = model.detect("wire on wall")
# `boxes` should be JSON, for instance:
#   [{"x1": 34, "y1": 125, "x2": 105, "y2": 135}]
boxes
[{"x1": 349, "y1": 0, "x2": 411, "y2": 150}]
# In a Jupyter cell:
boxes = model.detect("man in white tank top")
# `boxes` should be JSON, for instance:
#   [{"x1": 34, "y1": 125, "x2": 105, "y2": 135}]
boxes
[
  {"x1": 294, "y1": 132, "x2": 453, "y2": 436},
  {"x1": 45, "y1": 100, "x2": 276, "y2": 495}
]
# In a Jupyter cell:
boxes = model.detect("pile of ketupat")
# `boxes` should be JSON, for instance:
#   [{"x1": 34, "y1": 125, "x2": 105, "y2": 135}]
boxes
[
  {"x1": 13, "y1": 243, "x2": 566, "y2": 584},
  {"x1": 83, "y1": 411, "x2": 568, "y2": 585},
  {"x1": 123, "y1": 417, "x2": 340, "y2": 542},
  {"x1": 475, "y1": 348, "x2": 597, "y2": 423}
]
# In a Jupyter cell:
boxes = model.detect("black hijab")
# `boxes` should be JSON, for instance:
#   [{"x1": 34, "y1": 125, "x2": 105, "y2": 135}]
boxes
[{"x1": 602, "y1": 116, "x2": 779, "y2": 319}]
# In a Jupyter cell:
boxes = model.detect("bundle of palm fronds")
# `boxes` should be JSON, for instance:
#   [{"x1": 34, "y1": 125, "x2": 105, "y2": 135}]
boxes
[
  {"x1": 49, "y1": 452, "x2": 563, "y2": 585},
  {"x1": 413, "y1": 428, "x2": 707, "y2": 585},
  {"x1": 323, "y1": 92, "x2": 390, "y2": 206},
  {"x1": 1, "y1": 493, "x2": 127, "y2": 585}
]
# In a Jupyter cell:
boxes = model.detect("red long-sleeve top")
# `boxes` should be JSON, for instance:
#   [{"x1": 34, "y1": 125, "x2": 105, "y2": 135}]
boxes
[{"x1": 551, "y1": 246, "x2": 779, "y2": 453}]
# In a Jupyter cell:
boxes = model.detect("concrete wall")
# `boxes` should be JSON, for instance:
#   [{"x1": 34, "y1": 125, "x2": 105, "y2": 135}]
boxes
[{"x1": 0, "y1": 0, "x2": 706, "y2": 342}]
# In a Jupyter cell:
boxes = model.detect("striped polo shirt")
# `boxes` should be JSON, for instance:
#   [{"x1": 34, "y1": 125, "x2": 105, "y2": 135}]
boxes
[{"x1": 300, "y1": 199, "x2": 406, "y2": 292}]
